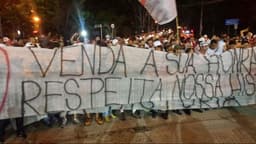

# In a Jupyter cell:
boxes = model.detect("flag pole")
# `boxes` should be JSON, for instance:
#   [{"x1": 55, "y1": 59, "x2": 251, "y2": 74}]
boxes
[
  {"x1": 175, "y1": 0, "x2": 180, "y2": 55},
  {"x1": 176, "y1": 16, "x2": 180, "y2": 43},
  {"x1": 175, "y1": 0, "x2": 180, "y2": 43}
]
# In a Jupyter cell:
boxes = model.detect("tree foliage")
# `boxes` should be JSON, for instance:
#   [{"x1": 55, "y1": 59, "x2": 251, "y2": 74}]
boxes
[
  {"x1": 34, "y1": 0, "x2": 86, "y2": 38},
  {"x1": 0, "y1": 0, "x2": 33, "y2": 37}
]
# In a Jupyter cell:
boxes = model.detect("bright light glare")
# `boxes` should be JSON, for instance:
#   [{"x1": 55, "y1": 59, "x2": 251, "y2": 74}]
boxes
[
  {"x1": 33, "y1": 16, "x2": 40, "y2": 23},
  {"x1": 185, "y1": 30, "x2": 190, "y2": 34},
  {"x1": 81, "y1": 30, "x2": 87, "y2": 37},
  {"x1": 17, "y1": 30, "x2": 21, "y2": 35}
]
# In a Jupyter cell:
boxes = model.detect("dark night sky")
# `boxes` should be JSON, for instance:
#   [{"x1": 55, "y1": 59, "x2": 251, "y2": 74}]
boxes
[
  {"x1": 81, "y1": 0, "x2": 256, "y2": 37},
  {"x1": 177, "y1": 0, "x2": 256, "y2": 36}
]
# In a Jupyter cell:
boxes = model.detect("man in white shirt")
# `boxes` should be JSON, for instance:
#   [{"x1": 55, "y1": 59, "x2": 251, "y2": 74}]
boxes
[
  {"x1": 216, "y1": 34, "x2": 227, "y2": 55},
  {"x1": 203, "y1": 34, "x2": 211, "y2": 46},
  {"x1": 0, "y1": 37, "x2": 10, "y2": 47},
  {"x1": 25, "y1": 37, "x2": 41, "y2": 48},
  {"x1": 206, "y1": 39, "x2": 219, "y2": 57},
  {"x1": 153, "y1": 40, "x2": 163, "y2": 51},
  {"x1": 145, "y1": 37, "x2": 154, "y2": 50}
]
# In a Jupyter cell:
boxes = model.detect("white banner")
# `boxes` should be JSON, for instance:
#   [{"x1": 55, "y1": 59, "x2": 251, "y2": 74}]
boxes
[
  {"x1": 0, "y1": 45, "x2": 256, "y2": 119},
  {"x1": 139, "y1": 0, "x2": 177, "y2": 25}
]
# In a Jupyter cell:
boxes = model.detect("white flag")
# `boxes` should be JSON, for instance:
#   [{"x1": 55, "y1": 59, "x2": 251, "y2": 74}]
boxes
[{"x1": 139, "y1": 0, "x2": 177, "y2": 25}]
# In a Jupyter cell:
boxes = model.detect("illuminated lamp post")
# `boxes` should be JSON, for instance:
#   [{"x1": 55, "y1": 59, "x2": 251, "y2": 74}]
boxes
[{"x1": 32, "y1": 15, "x2": 41, "y2": 34}]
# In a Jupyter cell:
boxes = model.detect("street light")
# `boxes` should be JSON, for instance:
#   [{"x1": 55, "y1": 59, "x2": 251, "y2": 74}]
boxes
[
  {"x1": 17, "y1": 30, "x2": 21, "y2": 36},
  {"x1": 33, "y1": 16, "x2": 40, "y2": 23},
  {"x1": 81, "y1": 30, "x2": 88, "y2": 37},
  {"x1": 111, "y1": 24, "x2": 115, "y2": 39},
  {"x1": 32, "y1": 15, "x2": 41, "y2": 34},
  {"x1": 80, "y1": 30, "x2": 88, "y2": 43},
  {"x1": 155, "y1": 21, "x2": 159, "y2": 32}
]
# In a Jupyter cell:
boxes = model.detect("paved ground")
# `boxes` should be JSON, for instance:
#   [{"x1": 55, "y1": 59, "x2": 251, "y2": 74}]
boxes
[{"x1": 4, "y1": 105, "x2": 256, "y2": 144}]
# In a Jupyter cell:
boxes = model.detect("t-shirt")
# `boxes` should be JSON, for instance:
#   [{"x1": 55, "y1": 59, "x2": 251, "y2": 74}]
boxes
[
  {"x1": 0, "y1": 43, "x2": 6, "y2": 47},
  {"x1": 25, "y1": 42, "x2": 41, "y2": 48},
  {"x1": 217, "y1": 40, "x2": 226, "y2": 55},
  {"x1": 145, "y1": 43, "x2": 154, "y2": 50},
  {"x1": 204, "y1": 39, "x2": 211, "y2": 46},
  {"x1": 199, "y1": 38, "x2": 211, "y2": 47},
  {"x1": 206, "y1": 48, "x2": 219, "y2": 57}
]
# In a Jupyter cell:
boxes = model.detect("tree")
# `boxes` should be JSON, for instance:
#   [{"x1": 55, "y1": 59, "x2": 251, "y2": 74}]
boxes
[
  {"x1": 33, "y1": 0, "x2": 87, "y2": 38},
  {"x1": 25, "y1": 0, "x2": 156, "y2": 38},
  {"x1": 126, "y1": 0, "x2": 155, "y2": 33},
  {"x1": 0, "y1": 0, "x2": 33, "y2": 38}
]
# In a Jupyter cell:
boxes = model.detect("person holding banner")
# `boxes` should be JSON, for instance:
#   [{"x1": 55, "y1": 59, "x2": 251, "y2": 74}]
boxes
[
  {"x1": 83, "y1": 36, "x2": 115, "y2": 126},
  {"x1": 0, "y1": 118, "x2": 26, "y2": 143},
  {"x1": 145, "y1": 36, "x2": 154, "y2": 49},
  {"x1": 206, "y1": 39, "x2": 219, "y2": 57},
  {"x1": 216, "y1": 34, "x2": 227, "y2": 55},
  {"x1": 84, "y1": 110, "x2": 104, "y2": 126},
  {"x1": 24, "y1": 37, "x2": 41, "y2": 48}
]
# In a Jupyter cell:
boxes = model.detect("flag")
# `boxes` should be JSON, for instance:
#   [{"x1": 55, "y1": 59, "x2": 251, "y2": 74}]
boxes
[{"x1": 139, "y1": 0, "x2": 177, "y2": 25}]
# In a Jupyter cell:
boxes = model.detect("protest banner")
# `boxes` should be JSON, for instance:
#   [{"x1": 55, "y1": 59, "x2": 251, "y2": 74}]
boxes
[{"x1": 0, "y1": 45, "x2": 256, "y2": 119}]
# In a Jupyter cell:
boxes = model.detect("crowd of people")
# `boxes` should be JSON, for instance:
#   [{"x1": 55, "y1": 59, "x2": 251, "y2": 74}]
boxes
[
  {"x1": 120, "y1": 28, "x2": 256, "y2": 56},
  {"x1": 0, "y1": 28, "x2": 256, "y2": 143},
  {"x1": 0, "y1": 32, "x2": 64, "y2": 49},
  {"x1": 1, "y1": 28, "x2": 256, "y2": 55}
]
